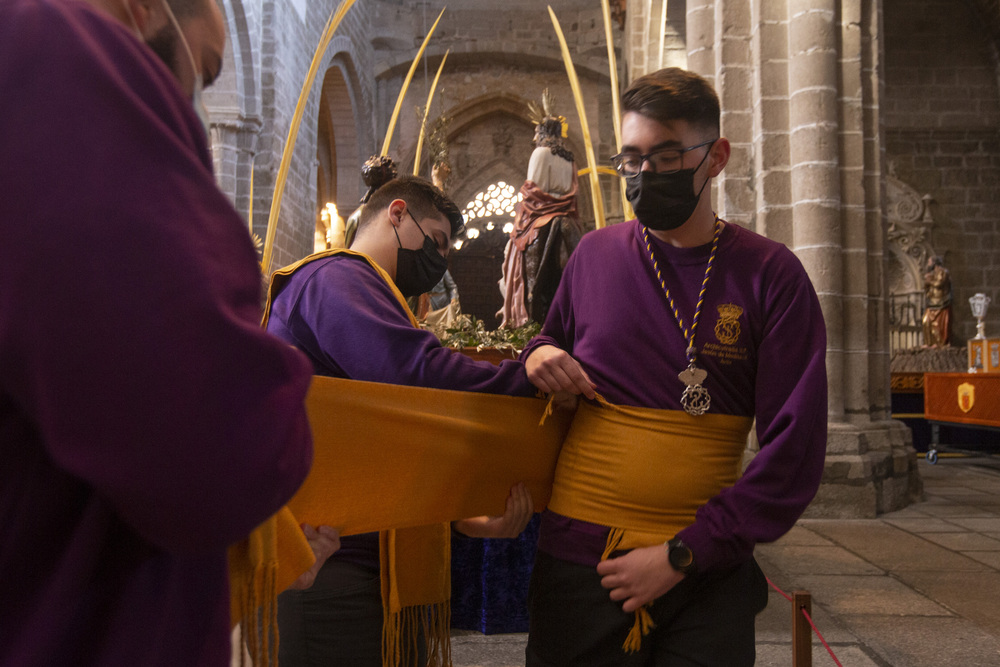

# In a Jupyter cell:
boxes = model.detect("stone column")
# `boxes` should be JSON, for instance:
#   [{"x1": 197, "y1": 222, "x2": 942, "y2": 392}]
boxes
[
  {"x1": 712, "y1": 0, "x2": 753, "y2": 228},
  {"x1": 750, "y1": 2, "x2": 792, "y2": 245},
  {"x1": 209, "y1": 115, "x2": 262, "y2": 227},
  {"x1": 686, "y1": 0, "x2": 715, "y2": 85},
  {"x1": 787, "y1": 0, "x2": 920, "y2": 517},
  {"x1": 625, "y1": 0, "x2": 654, "y2": 80},
  {"x1": 695, "y1": 0, "x2": 921, "y2": 517},
  {"x1": 788, "y1": 0, "x2": 844, "y2": 411}
]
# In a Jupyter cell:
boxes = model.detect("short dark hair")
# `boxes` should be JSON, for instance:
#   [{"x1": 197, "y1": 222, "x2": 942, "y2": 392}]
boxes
[
  {"x1": 621, "y1": 67, "x2": 720, "y2": 135},
  {"x1": 357, "y1": 175, "x2": 465, "y2": 239}
]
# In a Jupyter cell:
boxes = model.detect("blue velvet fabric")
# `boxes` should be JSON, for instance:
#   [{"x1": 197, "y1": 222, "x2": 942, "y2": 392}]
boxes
[{"x1": 450, "y1": 515, "x2": 540, "y2": 634}]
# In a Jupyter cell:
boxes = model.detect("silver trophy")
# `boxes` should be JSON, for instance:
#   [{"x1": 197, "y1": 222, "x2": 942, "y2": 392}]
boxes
[{"x1": 970, "y1": 293, "x2": 991, "y2": 340}]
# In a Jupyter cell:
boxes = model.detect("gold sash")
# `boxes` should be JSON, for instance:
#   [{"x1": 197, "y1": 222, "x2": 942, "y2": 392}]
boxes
[
  {"x1": 549, "y1": 399, "x2": 753, "y2": 651},
  {"x1": 230, "y1": 249, "x2": 753, "y2": 661},
  {"x1": 229, "y1": 249, "x2": 572, "y2": 667},
  {"x1": 550, "y1": 400, "x2": 753, "y2": 551}
]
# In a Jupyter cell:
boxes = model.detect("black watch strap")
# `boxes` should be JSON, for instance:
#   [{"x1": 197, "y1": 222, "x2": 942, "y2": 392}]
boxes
[{"x1": 667, "y1": 538, "x2": 696, "y2": 574}]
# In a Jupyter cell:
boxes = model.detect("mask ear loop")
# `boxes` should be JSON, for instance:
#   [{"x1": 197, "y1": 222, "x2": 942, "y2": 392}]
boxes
[
  {"x1": 390, "y1": 205, "x2": 407, "y2": 247},
  {"x1": 121, "y1": 1, "x2": 142, "y2": 38},
  {"x1": 691, "y1": 143, "x2": 716, "y2": 199},
  {"x1": 160, "y1": 0, "x2": 211, "y2": 138}
]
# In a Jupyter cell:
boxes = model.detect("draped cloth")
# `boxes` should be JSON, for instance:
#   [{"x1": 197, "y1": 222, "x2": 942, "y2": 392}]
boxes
[
  {"x1": 228, "y1": 507, "x2": 314, "y2": 666},
  {"x1": 498, "y1": 177, "x2": 580, "y2": 329},
  {"x1": 230, "y1": 392, "x2": 752, "y2": 661},
  {"x1": 550, "y1": 400, "x2": 754, "y2": 550},
  {"x1": 548, "y1": 399, "x2": 754, "y2": 651},
  {"x1": 229, "y1": 378, "x2": 573, "y2": 666},
  {"x1": 229, "y1": 248, "x2": 573, "y2": 667},
  {"x1": 230, "y1": 249, "x2": 752, "y2": 661}
]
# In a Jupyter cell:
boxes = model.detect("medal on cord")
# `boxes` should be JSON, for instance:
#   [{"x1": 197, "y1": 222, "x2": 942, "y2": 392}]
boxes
[{"x1": 642, "y1": 216, "x2": 722, "y2": 416}]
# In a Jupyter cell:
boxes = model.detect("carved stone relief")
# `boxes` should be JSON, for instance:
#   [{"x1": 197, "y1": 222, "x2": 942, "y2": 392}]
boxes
[
  {"x1": 886, "y1": 174, "x2": 937, "y2": 351},
  {"x1": 886, "y1": 174, "x2": 936, "y2": 295}
]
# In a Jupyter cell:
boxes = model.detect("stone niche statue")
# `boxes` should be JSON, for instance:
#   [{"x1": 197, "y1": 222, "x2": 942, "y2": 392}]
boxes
[
  {"x1": 497, "y1": 90, "x2": 583, "y2": 328},
  {"x1": 922, "y1": 255, "x2": 952, "y2": 347}
]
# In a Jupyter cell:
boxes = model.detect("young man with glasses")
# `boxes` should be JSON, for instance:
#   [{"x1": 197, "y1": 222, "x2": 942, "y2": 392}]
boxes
[{"x1": 521, "y1": 67, "x2": 829, "y2": 666}]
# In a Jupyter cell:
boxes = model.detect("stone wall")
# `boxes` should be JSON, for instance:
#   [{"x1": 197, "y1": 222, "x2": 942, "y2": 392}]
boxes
[
  {"x1": 207, "y1": 0, "x2": 627, "y2": 274},
  {"x1": 206, "y1": 0, "x2": 377, "y2": 273},
  {"x1": 370, "y1": 1, "x2": 621, "y2": 224},
  {"x1": 884, "y1": 0, "x2": 1000, "y2": 342}
]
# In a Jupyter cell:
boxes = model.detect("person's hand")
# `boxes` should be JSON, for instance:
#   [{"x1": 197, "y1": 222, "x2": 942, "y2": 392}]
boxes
[
  {"x1": 524, "y1": 345, "x2": 596, "y2": 399},
  {"x1": 287, "y1": 524, "x2": 341, "y2": 591},
  {"x1": 453, "y1": 483, "x2": 534, "y2": 539},
  {"x1": 595, "y1": 544, "x2": 685, "y2": 612}
]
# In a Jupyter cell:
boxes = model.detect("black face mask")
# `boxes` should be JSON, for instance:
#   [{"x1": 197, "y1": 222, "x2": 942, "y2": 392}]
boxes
[
  {"x1": 394, "y1": 213, "x2": 449, "y2": 297},
  {"x1": 624, "y1": 149, "x2": 712, "y2": 231}
]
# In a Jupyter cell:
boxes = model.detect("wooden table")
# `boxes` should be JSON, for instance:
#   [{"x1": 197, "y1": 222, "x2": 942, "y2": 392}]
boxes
[{"x1": 923, "y1": 373, "x2": 1000, "y2": 463}]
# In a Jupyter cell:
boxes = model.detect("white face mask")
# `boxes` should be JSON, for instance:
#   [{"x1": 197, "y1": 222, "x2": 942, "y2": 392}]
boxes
[{"x1": 160, "y1": 0, "x2": 211, "y2": 138}]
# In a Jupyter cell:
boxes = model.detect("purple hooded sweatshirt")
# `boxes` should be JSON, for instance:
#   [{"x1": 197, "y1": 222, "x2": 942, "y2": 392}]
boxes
[
  {"x1": 522, "y1": 219, "x2": 828, "y2": 573},
  {"x1": 266, "y1": 253, "x2": 535, "y2": 565},
  {"x1": 0, "y1": 1, "x2": 314, "y2": 664}
]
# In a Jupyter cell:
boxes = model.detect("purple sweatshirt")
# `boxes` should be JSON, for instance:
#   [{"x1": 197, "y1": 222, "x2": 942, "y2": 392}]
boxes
[
  {"x1": 266, "y1": 254, "x2": 535, "y2": 564},
  {"x1": 522, "y1": 219, "x2": 828, "y2": 573},
  {"x1": 0, "y1": 2, "x2": 314, "y2": 665}
]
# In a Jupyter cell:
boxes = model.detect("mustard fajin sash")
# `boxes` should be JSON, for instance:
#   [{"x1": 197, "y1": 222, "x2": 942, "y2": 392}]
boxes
[
  {"x1": 229, "y1": 249, "x2": 572, "y2": 667},
  {"x1": 230, "y1": 378, "x2": 572, "y2": 666},
  {"x1": 229, "y1": 248, "x2": 753, "y2": 661},
  {"x1": 551, "y1": 400, "x2": 753, "y2": 550},
  {"x1": 549, "y1": 399, "x2": 753, "y2": 651}
]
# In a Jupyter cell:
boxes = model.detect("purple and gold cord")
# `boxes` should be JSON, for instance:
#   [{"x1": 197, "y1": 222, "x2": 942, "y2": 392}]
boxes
[{"x1": 641, "y1": 215, "x2": 722, "y2": 363}]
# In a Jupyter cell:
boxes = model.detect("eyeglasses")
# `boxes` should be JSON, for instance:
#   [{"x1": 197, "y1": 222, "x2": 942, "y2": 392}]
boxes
[{"x1": 610, "y1": 139, "x2": 717, "y2": 177}]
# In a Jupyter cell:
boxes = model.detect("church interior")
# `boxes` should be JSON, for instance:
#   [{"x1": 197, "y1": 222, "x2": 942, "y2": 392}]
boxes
[
  {"x1": 11, "y1": 0, "x2": 1000, "y2": 664},
  {"x1": 196, "y1": 0, "x2": 1000, "y2": 663},
  {"x1": 205, "y1": 0, "x2": 1000, "y2": 512}
]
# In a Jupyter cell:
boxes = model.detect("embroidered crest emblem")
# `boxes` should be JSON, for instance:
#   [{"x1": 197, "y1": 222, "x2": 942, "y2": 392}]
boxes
[
  {"x1": 714, "y1": 303, "x2": 743, "y2": 346},
  {"x1": 958, "y1": 382, "x2": 975, "y2": 413}
]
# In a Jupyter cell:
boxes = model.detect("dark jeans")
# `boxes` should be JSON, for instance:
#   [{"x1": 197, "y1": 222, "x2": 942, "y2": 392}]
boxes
[
  {"x1": 526, "y1": 551, "x2": 768, "y2": 667},
  {"x1": 276, "y1": 559, "x2": 427, "y2": 667}
]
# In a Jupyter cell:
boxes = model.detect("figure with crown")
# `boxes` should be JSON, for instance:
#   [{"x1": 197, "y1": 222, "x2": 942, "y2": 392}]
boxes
[{"x1": 497, "y1": 90, "x2": 584, "y2": 328}]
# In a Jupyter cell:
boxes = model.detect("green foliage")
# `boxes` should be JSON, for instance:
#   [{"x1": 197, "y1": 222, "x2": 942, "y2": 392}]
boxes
[{"x1": 436, "y1": 315, "x2": 541, "y2": 352}]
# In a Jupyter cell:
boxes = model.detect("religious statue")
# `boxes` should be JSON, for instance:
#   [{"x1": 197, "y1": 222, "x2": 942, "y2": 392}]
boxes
[
  {"x1": 431, "y1": 161, "x2": 451, "y2": 192},
  {"x1": 922, "y1": 255, "x2": 952, "y2": 347},
  {"x1": 497, "y1": 90, "x2": 584, "y2": 328}
]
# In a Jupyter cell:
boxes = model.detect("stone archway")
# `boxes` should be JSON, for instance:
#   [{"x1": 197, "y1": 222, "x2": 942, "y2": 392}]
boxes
[
  {"x1": 207, "y1": 0, "x2": 262, "y2": 225},
  {"x1": 449, "y1": 160, "x2": 526, "y2": 330},
  {"x1": 442, "y1": 92, "x2": 591, "y2": 222},
  {"x1": 314, "y1": 46, "x2": 368, "y2": 250}
]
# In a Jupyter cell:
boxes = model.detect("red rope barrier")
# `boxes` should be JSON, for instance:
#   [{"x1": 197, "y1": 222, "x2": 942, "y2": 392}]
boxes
[
  {"x1": 766, "y1": 576, "x2": 792, "y2": 601},
  {"x1": 766, "y1": 575, "x2": 843, "y2": 666}
]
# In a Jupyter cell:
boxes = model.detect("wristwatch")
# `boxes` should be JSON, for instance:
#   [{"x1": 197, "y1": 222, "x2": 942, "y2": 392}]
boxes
[{"x1": 666, "y1": 538, "x2": 696, "y2": 574}]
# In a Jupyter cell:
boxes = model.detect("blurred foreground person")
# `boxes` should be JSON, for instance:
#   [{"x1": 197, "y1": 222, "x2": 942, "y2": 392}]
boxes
[{"x1": 0, "y1": 1, "x2": 315, "y2": 664}]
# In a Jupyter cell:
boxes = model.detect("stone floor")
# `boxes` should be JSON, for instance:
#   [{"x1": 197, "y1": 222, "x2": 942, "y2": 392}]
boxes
[{"x1": 451, "y1": 455, "x2": 1000, "y2": 666}]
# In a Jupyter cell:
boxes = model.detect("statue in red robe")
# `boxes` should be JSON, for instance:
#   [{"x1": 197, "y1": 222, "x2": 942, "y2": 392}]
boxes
[{"x1": 498, "y1": 92, "x2": 583, "y2": 328}]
